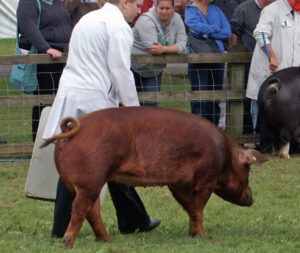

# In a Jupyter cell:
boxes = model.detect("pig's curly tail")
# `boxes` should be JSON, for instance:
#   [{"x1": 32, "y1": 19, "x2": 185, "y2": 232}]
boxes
[{"x1": 40, "y1": 117, "x2": 80, "y2": 148}]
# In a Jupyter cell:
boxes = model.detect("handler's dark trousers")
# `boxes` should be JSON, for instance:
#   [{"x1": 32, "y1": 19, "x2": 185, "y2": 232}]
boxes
[
  {"x1": 52, "y1": 179, "x2": 151, "y2": 237},
  {"x1": 108, "y1": 182, "x2": 150, "y2": 233},
  {"x1": 259, "y1": 116, "x2": 273, "y2": 153},
  {"x1": 52, "y1": 179, "x2": 73, "y2": 237}
]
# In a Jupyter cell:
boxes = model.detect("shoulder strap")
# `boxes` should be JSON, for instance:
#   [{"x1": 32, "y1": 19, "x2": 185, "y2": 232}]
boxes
[{"x1": 36, "y1": 0, "x2": 41, "y2": 28}]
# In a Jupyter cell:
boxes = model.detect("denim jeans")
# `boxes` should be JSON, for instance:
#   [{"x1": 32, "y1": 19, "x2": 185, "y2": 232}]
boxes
[
  {"x1": 133, "y1": 71, "x2": 162, "y2": 107},
  {"x1": 250, "y1": 99, "x2": 258, "y2": 133},
  {"x1": 188, "y1": 63, "x2": 224, "y2": 125}
]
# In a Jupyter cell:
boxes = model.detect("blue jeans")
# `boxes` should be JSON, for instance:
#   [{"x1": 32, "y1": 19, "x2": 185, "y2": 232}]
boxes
[
  {"x1": 250, "y1": 99, "x2": 258, "y2": 133},
  {"x1": 133, "y1": 71, "x2": 162, "y2": 107},
  {"x1": 188, "y1": 63, "x2": 224, "y2": 126}
]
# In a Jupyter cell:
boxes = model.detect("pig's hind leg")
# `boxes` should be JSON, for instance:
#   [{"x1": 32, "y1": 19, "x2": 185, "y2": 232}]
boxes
[
  {"x1": 273, "y1": 128, "x2": 291, "y2": 159},
  {"x1": 63, "y1": 189, "x2": 102, "y2": 248},
  {"x1": 86, "y1": 196, "x2": 111, "y2": 242}
]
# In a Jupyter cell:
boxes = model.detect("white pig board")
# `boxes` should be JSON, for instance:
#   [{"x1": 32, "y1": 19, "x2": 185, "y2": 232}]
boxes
[
  {"x1": 25, "y1": 106, "x2": 59, "y2": 201},
  {"x1": 24, "y1": 106, "x2": 107, "y2": 204}
]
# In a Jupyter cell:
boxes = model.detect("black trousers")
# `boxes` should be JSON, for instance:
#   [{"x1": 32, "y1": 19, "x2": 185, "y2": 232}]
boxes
[
  {"x1": 243, "y1": 64, "x2": 254, "y2": 134},
  {"x1": 108, "y1": 182, "x2": 150, "y2": 233},
  {"x1": 32, "y1": 104, "x2": 49, "y2": 141},
  {"x1": 243, "y1": 97, "x2": 253, "y2": 134},
  {"x1": 259, "y1": 115, "x2": 273, "y2": 153},
  {"x1": 51, "y1": 179, "x2": 150, "y2": 237}
]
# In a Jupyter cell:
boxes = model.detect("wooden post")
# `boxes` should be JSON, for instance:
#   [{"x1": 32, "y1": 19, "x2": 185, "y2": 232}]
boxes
[{"x1": 226, "y1": 45, "x2": 246, "y2": 138}]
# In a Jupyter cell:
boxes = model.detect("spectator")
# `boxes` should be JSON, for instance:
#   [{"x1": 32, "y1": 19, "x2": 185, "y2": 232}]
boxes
[
  {"x1": 185, "y1": 0, "x2": 231, "y2": 125},
  {"x1": 230, "y1": 0, "x2": 275, "y2": 134},
  {"x1": 230, "y1": 0, "x2": 276, "y2": 53},
  {"x1": 43, "y1": 0, "x2": 160, "y2": 237},
  {"x1": 214, "y1": 0, "x2": 241, "y2": 21},
  {"x1": 16, "y1": 0, "x2": 71, "y2": 142},
  {"x1": 246, "y1": 0, "x2": 300, "y2": 152},
  {"x1": 63, "y1": 0, "x2": 101, "y2": 29},
  {"x1": 131, "y1": 0, "x2": 192, "y2": 26},
  {"x1": 214, "y1": 0, "x2": 241, "y2": 50},
  {"x1": 132, "y1": 0, "x2": 187, "y2": 106},
  {"x1": 174, "y1": 0, "x2": 193, "y2": 19},
  {"x1": 131, "y1": 0, "x2": 154, "y2": 25}
]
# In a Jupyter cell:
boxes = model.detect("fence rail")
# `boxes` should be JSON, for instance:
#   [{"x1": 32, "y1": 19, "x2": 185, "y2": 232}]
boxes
[
  {"x1": 0, "y1": 51, "x2": 252, "y2": 65},
  {"x1": 0, "y1": 50, "x2": 257, "y2": 156}
]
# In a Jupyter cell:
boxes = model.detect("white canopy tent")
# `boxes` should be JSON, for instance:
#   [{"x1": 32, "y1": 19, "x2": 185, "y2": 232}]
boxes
[{"x1": 0, "y1": 0, "x2": 18, "y2": 39}]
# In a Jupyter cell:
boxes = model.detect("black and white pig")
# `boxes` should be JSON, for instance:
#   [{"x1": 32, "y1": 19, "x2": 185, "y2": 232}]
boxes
[{"x1": 258, "y1": 67, "x2": 300, "y2": 159}]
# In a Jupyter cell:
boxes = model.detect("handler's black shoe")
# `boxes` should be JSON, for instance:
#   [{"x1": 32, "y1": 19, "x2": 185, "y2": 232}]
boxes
[
  {"x1": 119, "y1": 218, "x2": 161, "y2": 234},
  {"x1": 139, "y1": 218, "x2": 161, "y2": 232}
]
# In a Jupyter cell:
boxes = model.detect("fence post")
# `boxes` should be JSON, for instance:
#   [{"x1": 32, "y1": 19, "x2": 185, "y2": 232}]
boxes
[{"x1": 226, "y1": 45, "x2": 246, "y2": 138}]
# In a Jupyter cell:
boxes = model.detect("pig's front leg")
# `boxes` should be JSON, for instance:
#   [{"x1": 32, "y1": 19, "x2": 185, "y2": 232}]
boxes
[{"x1": 168, "y1": 185, "x2": 213, "y2": 237}]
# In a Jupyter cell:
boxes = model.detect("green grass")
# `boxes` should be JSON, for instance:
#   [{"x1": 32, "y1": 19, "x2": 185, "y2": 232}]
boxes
[
  {"x1": 0, "y1": 39, "x2": 15, "y2": 55},
  {"x1": 0, "y1": 79, "x2": 32, "y2": 144},
  {"x1": 0, "y1": 156, "x2": 299, "y2": 252},
  {"x1": 160, "y1": 72, "x2": 191, "y2": 112},
  {"x1": 0, "y1": 39, "x2": 32, "y2": 145}
]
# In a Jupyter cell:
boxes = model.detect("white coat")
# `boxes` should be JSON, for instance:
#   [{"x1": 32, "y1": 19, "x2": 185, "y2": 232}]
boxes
[
  {"x1": 43, "y1": 3, "x2": 139, "y2": 139},
  {"x1": 246, "y1": 0, "x2": 300, "y2": 100}
]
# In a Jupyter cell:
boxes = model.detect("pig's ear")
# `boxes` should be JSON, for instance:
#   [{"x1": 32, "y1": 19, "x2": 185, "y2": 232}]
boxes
[{"x1": 243, "y1": 149, "x2": 269, "y2": 166}]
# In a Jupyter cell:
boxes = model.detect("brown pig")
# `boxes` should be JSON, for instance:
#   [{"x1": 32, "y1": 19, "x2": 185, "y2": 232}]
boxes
[{"x1": 41, "y1": 106, "x2": 268, "y2": 248}]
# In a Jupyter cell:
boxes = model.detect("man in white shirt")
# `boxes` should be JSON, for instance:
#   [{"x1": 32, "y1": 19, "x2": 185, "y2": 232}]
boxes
[
  {"x1": 246, "y1": 0, "x2": 300, "y2": 152},
  {"x1": 44, "y1": 0, "x2": 161, "y2": 237}
]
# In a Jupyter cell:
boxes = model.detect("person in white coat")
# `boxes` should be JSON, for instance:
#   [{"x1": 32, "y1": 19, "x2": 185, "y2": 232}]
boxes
[
  {"x1": 43, "y1": 0, "x2": 161, "y2": 237},
  {"x1": 246, "y1": 0, "x2": 300, "y2": 151}
]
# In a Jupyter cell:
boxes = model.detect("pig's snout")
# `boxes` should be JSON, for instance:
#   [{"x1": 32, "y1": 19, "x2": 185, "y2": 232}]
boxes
[{"x1": 238, "y1": 187, "x2": 254, "y2": 207}]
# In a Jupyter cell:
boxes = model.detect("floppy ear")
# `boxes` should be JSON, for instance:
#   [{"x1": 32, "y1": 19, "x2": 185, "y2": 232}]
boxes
[
  {"x1": 243, "y1": 149, "x2": 269, "y2": 166},
  {"x1": 266, "y1": 79, "x2": 280, "y2": 98}
]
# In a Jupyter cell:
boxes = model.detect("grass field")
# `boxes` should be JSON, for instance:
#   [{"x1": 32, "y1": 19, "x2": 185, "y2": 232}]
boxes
[
  {"x1": 0, "y1": 39, "x2": 15, "y2": 55},
  {"x1": 0, "y1": 155, "x2": 299, "y2": 253},
  {"x1": 1, "y1": 39, "x2": 299, "y2": 252}
]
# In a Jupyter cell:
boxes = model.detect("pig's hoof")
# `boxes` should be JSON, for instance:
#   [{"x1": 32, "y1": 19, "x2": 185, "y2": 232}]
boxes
[
  {"x1": 280, "y1": 154, "x2": 290, "y2": 159},
  {"x1": 279, "y1": 151, "x2": 290, "y2": 159},
  {"x1": 63, "y1": 236, "x2": 74, "y2": 249},
  {"x1": 95, "y1": 235, "x2": 111, "y2": 242},
  {"x1": 189, "y1": 229, "x2": 205, "y2": 237},
  {"x1": 103, "y1": 235, "x2": 111, "y2": 242}
]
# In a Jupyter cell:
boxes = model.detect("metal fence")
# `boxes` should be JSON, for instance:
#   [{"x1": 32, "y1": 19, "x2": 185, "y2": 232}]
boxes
[{"x1": 0, "y1": 50, "x2": 257, "y2": 157}]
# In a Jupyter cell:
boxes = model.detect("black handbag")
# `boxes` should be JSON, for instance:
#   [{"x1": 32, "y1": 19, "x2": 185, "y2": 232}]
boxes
[{"x1": 188, "y1": 34, "x2": 220, "y2": 54}]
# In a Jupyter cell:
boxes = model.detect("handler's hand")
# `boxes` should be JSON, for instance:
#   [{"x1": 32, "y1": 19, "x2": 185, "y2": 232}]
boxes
[{"x1": 269, "y1": 55, "x2": 279, "y2": 73}]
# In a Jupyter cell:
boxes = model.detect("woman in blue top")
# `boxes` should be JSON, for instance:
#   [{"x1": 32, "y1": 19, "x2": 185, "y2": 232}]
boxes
[{"x1": 185, "y1": 0, "x2": 231, "y2": 125}]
